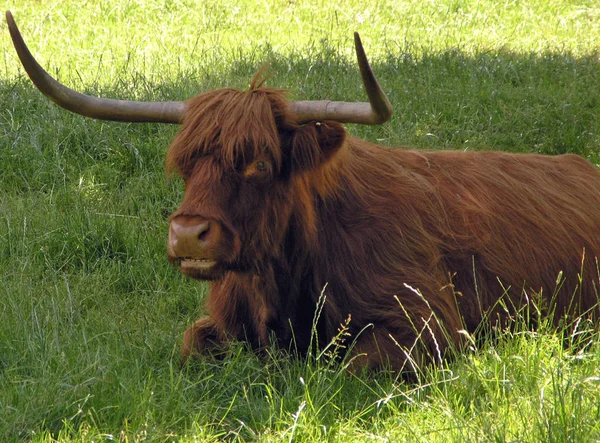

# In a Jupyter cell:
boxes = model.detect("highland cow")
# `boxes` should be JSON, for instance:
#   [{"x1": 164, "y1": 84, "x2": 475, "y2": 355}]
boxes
[{"x1": 8, "y1": 11, "x2": 600, "y2": 373}]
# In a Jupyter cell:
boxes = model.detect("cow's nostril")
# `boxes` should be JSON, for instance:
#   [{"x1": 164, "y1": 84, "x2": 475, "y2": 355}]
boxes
[{"x1": 198, "y1": 224, "x2": 210, "y2": 242}]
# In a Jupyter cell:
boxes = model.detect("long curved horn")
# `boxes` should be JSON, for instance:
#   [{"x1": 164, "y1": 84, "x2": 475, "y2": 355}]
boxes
[
  {"x1": 7, "y1": 11, "x2": 390, "y2": 126},
  {"x1": 289, "y1": 33, "x2": 392, "y2": 125},
  {"x1": 6, "y1": 11, "x2": 185, "y2": 124}
]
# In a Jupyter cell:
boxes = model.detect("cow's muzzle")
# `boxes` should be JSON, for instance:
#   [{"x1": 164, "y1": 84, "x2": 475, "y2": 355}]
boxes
[{"x1": 168, "y1": 215, "x2": 226, "y2": 279}]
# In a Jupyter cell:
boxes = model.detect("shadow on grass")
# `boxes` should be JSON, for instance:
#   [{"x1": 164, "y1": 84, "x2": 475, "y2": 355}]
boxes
[{"x1": 2, "y1": 45, "x2": 599, "y2": 192}]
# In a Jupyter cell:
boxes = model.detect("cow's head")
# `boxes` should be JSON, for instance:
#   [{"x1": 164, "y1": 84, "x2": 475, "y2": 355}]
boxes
[
  {"x1": 165, "y1": 85, "x2": 351, "y2": 280},
  {"x1": 6, "y1": 10, "x2": 392, "y2": 281}
]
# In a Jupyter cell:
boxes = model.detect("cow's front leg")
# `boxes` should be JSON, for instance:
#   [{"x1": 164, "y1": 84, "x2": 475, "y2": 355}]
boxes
[{"x1": 181, "y1": 316, "x2": 226, "y2": 358}]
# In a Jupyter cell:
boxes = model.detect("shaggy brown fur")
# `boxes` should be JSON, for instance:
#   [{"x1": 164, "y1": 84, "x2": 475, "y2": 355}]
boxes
[{"x1": 167, "y1": 80, "x2": 600, "y2": 373}]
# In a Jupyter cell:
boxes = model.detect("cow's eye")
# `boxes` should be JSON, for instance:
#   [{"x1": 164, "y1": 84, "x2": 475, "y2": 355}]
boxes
[{"x1": 243, "y1": 159, "x2": 272, "y2": 181}]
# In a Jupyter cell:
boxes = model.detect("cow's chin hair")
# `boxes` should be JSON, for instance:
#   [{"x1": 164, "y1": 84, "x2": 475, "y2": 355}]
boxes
[
  {"x1": 181, "y1": 267, "x2": 225, "y2": 281},
  {"x1": 180, "y1": 261, "x2": 253, "y2": 281}
]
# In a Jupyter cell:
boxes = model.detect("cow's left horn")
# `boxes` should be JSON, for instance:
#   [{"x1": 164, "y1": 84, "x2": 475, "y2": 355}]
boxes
[
  {"x1": 6, "y1": 11, "x2": 185, "y2": 124},
  {"x1": 288, "y1": 33, "x2": 393, "y2": 125}
]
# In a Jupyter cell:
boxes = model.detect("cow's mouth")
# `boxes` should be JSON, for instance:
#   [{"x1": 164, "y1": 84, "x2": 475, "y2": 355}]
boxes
[
  {"x1": 176, "y1": 257, "x2": 223, "y2": 280},
  {"x1": 180, "y1": 258, "x2": 217, "y2": 270},
  {"x1": 172, "y1": 255, "x2": 252, "y2": 280}
]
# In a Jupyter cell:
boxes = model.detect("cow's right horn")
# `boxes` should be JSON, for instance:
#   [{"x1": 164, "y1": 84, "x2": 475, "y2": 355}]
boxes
[
  {"x1": 6, "y1": 11, "x2": 185, "y2": 124},
  {"x1": 288, "y1": 32, "x2": 393, "y2": 125}
]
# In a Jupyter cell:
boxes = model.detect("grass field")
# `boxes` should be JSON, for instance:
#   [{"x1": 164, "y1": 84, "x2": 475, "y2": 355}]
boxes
[{"x1": 2, "y1": 1, "x2": 600, "y2": 441}]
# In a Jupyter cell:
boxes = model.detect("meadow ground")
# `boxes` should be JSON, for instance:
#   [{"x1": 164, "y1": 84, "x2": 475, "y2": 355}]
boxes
[{"x1": 1, "y1": 1, "x2": 600, "y2": 441}]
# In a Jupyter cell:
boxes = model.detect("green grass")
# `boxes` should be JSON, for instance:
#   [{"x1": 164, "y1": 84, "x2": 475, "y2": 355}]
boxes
[{"x1": 2, "y1": 0, "x2": 600, "y2": 441}]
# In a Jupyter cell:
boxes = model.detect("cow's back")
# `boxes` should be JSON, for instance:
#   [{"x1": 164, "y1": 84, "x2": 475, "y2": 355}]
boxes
[
  {"x1": 318, "y1": 140, "x2": 600, "y2": 334},
  {"x1": 407, "y1": 149, "x2": 600, "y2": 326}
]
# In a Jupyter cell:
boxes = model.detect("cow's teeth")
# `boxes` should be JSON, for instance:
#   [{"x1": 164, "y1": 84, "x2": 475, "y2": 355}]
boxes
[{"x1": 180, "y1": 258, "x2": 216, "y2": 269}]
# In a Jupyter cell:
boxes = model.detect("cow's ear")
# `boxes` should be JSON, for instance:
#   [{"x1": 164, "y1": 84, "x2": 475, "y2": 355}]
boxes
[{"x1": 289, "y1": 121, "x2": 346, "y2": 171}]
